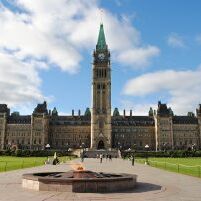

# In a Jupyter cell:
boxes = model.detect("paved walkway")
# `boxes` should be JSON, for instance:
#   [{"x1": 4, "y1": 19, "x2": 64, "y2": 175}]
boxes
[{"x1": 0, "y1": 158, "x2": 201, "y2": 201}]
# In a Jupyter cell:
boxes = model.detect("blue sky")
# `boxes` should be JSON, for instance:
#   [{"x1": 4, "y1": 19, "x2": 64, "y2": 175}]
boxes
[{"x1": 0, "y1": 0, "x2": 201, "y2": 115}]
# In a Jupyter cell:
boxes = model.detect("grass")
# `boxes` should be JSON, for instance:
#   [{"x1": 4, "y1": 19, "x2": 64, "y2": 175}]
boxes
[
  {"x1": 0, "y1": 156, "x2": 72, "y2": 172},
  {"x1": 136, "y1": 157, "x2": 201, "y2": 178}
]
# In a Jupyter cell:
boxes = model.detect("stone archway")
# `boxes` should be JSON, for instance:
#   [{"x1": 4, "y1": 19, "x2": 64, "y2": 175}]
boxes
[{"x1": 97, "y1": 140, "x2": 105, "y2": 149}]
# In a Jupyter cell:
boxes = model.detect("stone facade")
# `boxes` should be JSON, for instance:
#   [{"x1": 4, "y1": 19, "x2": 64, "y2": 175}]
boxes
[
  {"x1": 0, "y1": 24, "x2": 201, "y2": 151},
  {"x1": 91, "y1": 24, "x2": 111, "y2": 150},
  {"x1": 0, "y1": 101, "x2": 201, "y2": 151}
]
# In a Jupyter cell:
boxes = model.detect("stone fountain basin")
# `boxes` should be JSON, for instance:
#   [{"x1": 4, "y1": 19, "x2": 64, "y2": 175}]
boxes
[{"x1": 22, "y1": 171, "x2": 137, "y2": 193}]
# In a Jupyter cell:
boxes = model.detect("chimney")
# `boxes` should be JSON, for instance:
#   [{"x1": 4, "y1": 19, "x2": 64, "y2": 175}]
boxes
[
  {"x1": 130, "y1": 110, "x2": 132, "y2": 117},
  {"x1": 78, "y1": 109, "x2": 81, "y2": 117},
  {"x1": 72, "y1": 109, "x2": 74, "y2": 117},
  {"x1": 123, "y1": 109, "x2": 126, "y2": 117}
]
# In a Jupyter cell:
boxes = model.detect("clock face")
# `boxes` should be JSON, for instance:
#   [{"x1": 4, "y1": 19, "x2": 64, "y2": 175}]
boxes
[{"x1": 98, "y1": 53, "x2": 105, "y2": 60}]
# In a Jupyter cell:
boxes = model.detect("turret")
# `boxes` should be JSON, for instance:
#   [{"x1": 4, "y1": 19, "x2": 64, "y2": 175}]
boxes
[
  {"x1": 0, "y1": 104, "x2": 9, "y2": 150},
  {"x1": 155, "y1": 101, "x2": 173, "y2": 151},
  {"x1": 31, "y1": 101, "x2": 49, "y2": 150}
]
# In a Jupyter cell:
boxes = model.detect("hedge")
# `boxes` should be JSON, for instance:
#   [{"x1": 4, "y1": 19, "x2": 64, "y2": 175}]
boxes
[
  {"x1": 0, "y1": 149, "x2": 77, "y2": 157},
  {"x1": 122, "y1": 150, "x2": 201, "y2": 158}
]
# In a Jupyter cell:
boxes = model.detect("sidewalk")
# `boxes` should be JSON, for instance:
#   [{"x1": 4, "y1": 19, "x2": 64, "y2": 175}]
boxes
[{"x1": 0, "y1": 158, "x2": 200, "y2": 201}]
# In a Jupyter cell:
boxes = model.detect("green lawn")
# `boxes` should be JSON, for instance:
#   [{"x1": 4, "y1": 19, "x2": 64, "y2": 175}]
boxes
[
  {"x1": 136, "y1": 157, "x2": 201, "y2": 178},
  {"x1": 0, "y1": 156, "x2": 72, "y2": 172}
]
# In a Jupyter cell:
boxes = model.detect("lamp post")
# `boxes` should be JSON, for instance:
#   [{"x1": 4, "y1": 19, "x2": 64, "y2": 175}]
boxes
[
  {"x1": 191, "y1": 143, "x2": 196, "y2": 151},
  {"x1": 66, "y1": 142, "x2": 69, "y2": 150},
  {"x1": 45, "y1": 144, "x2": 51, "y2": 163},
  {"x1": 45, "y1": 144, "x2": 50, "y2": 150},
  {"x1": 66, "y1": 142, "x2": 69, "y2": 158},
  {"x1": 163, "y1": 142, "x2": 168, "y2": 152},
  {"x1": 131, "y1": 144, "x2": 136, "y2": 166},
  {"x1": 145, "y1": 144, "x2": 149, "y2": 165},
  {"x1": 117, "y1": 142, "x2": 121, "y2": 157},
  {"x1": 80, "y1": 142, "x2": 85, "y2": 162},
  {"x1": 117, "y1": 142, "x2": 120, "y2": 150}
]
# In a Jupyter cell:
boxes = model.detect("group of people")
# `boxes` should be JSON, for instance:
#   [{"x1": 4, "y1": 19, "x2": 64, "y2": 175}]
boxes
[
  {"x1": 98, "y1": 153, "x2": 112, "y2": 163},
  {"x1": 80, "y1": 153, "x2": 115, "y2": 163}
]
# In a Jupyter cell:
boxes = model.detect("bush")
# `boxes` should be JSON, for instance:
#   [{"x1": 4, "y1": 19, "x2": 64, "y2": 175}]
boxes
[
  {"x1": 122, "y1": 150, "x2": 201, "y2": 158},
  {"x1": 0, "y1": 149, "x2": 74, "y2": 157}
]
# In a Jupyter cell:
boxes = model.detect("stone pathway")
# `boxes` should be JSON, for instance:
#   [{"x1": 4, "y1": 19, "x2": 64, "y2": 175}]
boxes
[{"x1": 0, "y1": 158, "x2": 201, "y2": 201}]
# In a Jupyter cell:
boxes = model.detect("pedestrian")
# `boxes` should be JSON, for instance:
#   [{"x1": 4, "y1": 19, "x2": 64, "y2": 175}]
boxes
[
  {"x1": 100, "y1": 153, "x2": 103, "y2": 163},
  {"x1": 105, "y1": 154, "x2": 107, "y2": 161},
  {"x1": 81, "y1": 153, "x2": 84, "y2": 162},
  {"x1": 109, "y1": 154, "x2": 112, "y2": 161}
]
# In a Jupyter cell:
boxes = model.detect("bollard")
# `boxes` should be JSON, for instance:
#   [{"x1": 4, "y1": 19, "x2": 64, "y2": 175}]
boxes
[
  {"x1": 198, "y1": 166, "x2": 201, "y2": 177},
  {"x1": 132, "y1": 157, "x2": 134, "y2": 166},
  {"x1": 4, "y1": 162, "x2": 7, "y2": 172},
  {"x1": 21, "y1": 160, "x2": 24, "y2": 169},
  {"x1": 177, "y1": 164, "x2": 180, "y2": 173}
]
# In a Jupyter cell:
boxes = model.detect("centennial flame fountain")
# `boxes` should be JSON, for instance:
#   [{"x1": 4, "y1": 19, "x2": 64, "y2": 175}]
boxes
[{"x1": 22, "y1": 163, "x2": 137, "y2": 193}]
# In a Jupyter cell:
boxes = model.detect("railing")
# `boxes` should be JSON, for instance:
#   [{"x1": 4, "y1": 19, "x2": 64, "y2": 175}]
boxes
[{"x1": 135, "y1": 158, "x2": 201, "y2": 178}]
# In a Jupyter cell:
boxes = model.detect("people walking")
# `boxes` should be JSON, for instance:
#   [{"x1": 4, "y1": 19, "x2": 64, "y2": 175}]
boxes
[
  {"x1": 81, "y1": 153, "x2": 84, "y2": 162},
  {"x1": 109, "y1": 154, "x2": 112, "y2": 161},
  {"x1": 106, "y1": 154, "x2": 108, "y2": 162},
  {"x1": 100, "y1": 153, "x2": 103, "y2": 163}
]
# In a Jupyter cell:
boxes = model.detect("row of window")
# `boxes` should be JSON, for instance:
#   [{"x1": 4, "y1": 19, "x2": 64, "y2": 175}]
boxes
[
  {"x1": 6, "y1": 132, "x2": 45, "y2": 137},
  {"x1": 52, "y1": 140, "x2": 89, "y2": 146},
  {"x1": 51, "y1": 128, "x2": 90, "y2": 132},
  {"x1": 114, "y1": 141, "x2": 152, "y2": 147},
  {"x1": 50, "y1": 133, "x2": 89, "y2": 138},
  {"x1": 6, "y1": 138, "x2": 41, "y2": 145},
  {"x1": 160, "y1": 139, "x2": 198, "y2": 146},
  {"x1": 113, "y1": 128, "x2": 152, "y2": 133},
  {"x1": 95, "y1": 69, "x2": 108, "y2": 79},
  {"x1": 6, "y1": 132, "x2": 30, "y2": 137},
  {"x1": 51, "y1": 136, "x2": 89, "y2": 140},
  {"x1": 114, "y1": 133, "x2": 152, "y2": 138}
]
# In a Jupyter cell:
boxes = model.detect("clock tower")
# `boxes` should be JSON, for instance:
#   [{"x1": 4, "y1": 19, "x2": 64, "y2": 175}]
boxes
[{"x1": 91, "y1": 24, "x2": 111, "y2": 149}]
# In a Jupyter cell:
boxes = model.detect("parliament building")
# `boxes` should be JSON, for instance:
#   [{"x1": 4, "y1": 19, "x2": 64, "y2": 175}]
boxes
[{"x1": 1, "y1": 24, "x2": 201, "y2": 151}]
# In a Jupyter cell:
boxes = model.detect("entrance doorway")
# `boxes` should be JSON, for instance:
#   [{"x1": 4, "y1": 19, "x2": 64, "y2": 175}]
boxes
[{"x1": 97, "y1": 140, "x2": 105, "y2": 149}]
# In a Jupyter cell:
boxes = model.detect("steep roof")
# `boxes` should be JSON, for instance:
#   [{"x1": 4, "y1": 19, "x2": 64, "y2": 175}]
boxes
[
  {"x1": 112, "y1": 116, "x2": 154, "y2": 126},
  {"x1": 173, "y1": 116, "x2": 198, "y2": 124},
  {"x1": 96, "y1": 24, "x2": 107, "y2": 50},
  {"x1": 7, "y1": 115, "x2": 31, "y2": 124},
  {"x1": 50, "y1": 115, "x2": 91, "y2": 126},
  {"x1": 157, "y1": 101, "x2": 172, "y2": 116}
]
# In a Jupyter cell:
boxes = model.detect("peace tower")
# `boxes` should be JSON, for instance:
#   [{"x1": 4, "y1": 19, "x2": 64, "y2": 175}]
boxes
[{"x1": 91, "y1": 24, "x2": 112, "y2": 149}]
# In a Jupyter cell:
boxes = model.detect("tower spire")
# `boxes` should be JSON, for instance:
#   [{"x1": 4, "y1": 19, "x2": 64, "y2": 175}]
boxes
[{"x1": 96, "y1": 23, "x2": 107, "y2": 50}]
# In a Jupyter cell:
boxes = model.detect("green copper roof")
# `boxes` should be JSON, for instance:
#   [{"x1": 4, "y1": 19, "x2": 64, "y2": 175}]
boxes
[{"x1": 96, "y1": 23, "x2": 107, "y2": 50}]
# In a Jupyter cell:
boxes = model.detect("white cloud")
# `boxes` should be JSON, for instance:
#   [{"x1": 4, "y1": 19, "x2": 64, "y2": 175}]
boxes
[
  {"x1": 118, "y1": 46, "x2": 160, "y2": 67},
  {"x1": 0, "y1": 52, "x2": 46, "y2": 108},
  {"x1": 118, "y1": 100, "x2": 156, "y2": 116},
  {"x1": 123, "y1": 68, "x2": 201, "y2": 114},
  {"x1": 0, "y1": 0, "x2": 159, "y2": 109},
  {"x1": 196, "y1": 34, "x2": 201, "y2": 44},
  {"x1": 167, "y1": 33, "x2": 185, "y2": 48}
]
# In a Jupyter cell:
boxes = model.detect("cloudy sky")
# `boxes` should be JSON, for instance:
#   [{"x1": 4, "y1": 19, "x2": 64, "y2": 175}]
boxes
[{"x1": 0, "y1": 0, "x2": 201, "y2": 115}]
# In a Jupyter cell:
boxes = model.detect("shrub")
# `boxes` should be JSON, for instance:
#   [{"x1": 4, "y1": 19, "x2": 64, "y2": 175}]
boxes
[{"x1": 122, "y1": 150, "x2": 201, "y2": 158}]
